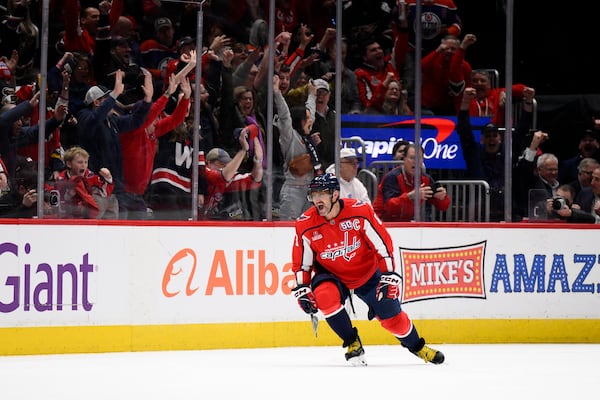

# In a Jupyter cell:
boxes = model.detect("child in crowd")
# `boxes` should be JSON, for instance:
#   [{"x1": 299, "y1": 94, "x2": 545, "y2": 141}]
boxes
[{"x1": 53, "y1": 146, "x2": 117, "y2": 219}]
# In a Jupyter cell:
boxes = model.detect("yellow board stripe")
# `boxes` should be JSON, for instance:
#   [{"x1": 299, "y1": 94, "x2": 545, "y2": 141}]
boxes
[{"x1": 3, "y1": 319, "x2": 600, "y2": 356}]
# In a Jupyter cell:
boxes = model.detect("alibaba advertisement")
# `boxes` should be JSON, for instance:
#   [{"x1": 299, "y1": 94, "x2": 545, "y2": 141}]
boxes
[
  {"x1": 341, "y1": 114, "x2": 492, "y2": 169},
  {"x1": 1, "y1": 224, "x2": 600, "y2": 328}
]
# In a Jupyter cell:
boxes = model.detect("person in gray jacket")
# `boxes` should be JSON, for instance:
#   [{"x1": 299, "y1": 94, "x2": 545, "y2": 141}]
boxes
[{"x1": 273, "y1": 74, "x2": 323, "y2": 220}]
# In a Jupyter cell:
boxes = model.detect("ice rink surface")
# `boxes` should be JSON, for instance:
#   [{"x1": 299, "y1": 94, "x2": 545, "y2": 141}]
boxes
[{"x1": 2, "y1": 344, "x2": 597, "y2": 399}]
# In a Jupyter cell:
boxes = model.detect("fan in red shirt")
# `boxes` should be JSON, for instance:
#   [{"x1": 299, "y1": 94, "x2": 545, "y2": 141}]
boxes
[
  {"x1": 62, "y1": 0, "x2": 122, "y2": 55},
  {"x1": 354, "y1": 38, "x2": 400, "y2": 110},
  {"x1": 371, "y1": 140, "x2": 409, "y2": 217},
  {"x1": 291, "y1": 173, "x2": 444, "y2": 366},
  {"x1": 421, "y1": 33, "x2": 475, "y2": 116},
  {"x1": 376, "y1": 143, "x2": 450, "y2": 221},
  {"x1": 163, "y1": 37, "x2": 198, "y2": 88},
  {"x1": 53, "y1": 146, "x2": 115, "y2": 219},
  {"x1": 468, "y1": 69, "x2": 535, "y2": 127},
  {"x1": 119, "y1": 53, "x2": 196, "y2": 218},
  {"x1": 203, "y1": 127, "x2": 263, "y2": 219},
  {"x1": 0, "y1": 157, "x2": 8, "y2": 191}
]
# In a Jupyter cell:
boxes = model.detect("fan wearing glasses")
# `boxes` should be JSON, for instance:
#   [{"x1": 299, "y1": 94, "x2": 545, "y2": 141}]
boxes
[{"x1": 325, "y1": 147, "x2": 370, "y2": 204}]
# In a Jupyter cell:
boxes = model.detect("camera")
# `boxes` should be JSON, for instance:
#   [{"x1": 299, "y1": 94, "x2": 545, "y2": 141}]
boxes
[
  {"x1": 44, "y1": 190, "x2": 60, "y2": 207},
  {"x1": 1, "y1": 87, "x2": 17, "y2": 105},
  {"x1": 1, "y1": 93, "x2": 17, "y2": 105},
  {"x1": 63, "y1": 58, "x2": 77, "y2": 74},
  {"x1": 552, "y1": 196, "x2": 567, "y2": 210},
  {"x1": 431, "y1": 181, "x2": 442, "y2": 191}
]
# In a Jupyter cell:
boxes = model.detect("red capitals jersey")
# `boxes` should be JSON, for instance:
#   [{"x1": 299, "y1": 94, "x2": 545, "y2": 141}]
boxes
[
  {"x1": 292, "y1": 198, "x2": 396, "y2": 289},
  {"x1": 354, "y1": 61, "x2": 399, "y2": 109},
  {"x1": 204, "y1": 167, "x2": 262, "y2": 214}
]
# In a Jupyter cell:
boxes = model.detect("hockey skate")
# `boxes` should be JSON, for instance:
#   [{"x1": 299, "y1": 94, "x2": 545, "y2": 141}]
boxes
[
  {"x1": 344, "y1": 335, "x2": 367, "y2": 366},
  {"x1": 410, "y1": 340, "x2": 445, "y2": 364}
]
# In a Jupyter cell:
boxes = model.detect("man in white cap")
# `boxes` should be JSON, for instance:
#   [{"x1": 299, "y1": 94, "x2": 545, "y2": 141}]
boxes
[
  {"x1": 82, "y1": 85, "x2": 112, "y2": 107},
  {"x1": 77, "y1": 69, "x2": 153, "y2": 219},
  {"x1": 307, "y1": 78, "x2": 335, "y2": 169},
  {"x1": 325, "y1": 148, "x2": 371, "y2": 204}
]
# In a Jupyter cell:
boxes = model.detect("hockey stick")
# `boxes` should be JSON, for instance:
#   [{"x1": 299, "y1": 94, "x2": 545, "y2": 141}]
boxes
[{"x1": 310, "y1": 313, "x2": 318, "y2": 337}]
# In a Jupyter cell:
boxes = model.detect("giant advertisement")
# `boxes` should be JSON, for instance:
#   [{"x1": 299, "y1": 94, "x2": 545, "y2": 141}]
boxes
[{"x1": 1, "y1": 224, "x2": 599, "y2": 327}]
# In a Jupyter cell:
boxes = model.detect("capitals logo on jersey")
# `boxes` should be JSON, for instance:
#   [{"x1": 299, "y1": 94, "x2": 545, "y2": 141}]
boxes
[
  {"x1": 319, "y1": 230, "x2": 361, "y2": 262},
  {"x1": 318, "y1": 217, "x2": 363, "y2": 261}
]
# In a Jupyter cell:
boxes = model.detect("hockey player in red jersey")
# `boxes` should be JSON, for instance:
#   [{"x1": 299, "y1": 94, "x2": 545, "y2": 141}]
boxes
[{"x1": 291, "y1": 173, "x2": 444, "y2": 366}]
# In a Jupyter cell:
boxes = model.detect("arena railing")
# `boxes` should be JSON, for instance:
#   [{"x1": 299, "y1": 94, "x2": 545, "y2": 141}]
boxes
[{"x1": 431, "y1": 180, "x2": 491, "y2": 222}]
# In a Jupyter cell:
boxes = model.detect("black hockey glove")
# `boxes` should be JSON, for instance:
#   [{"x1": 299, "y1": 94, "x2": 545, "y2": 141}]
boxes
[
  {"x1": 376, "y1": 272, "x2": 402, "y2": 301},
  {"x1": 292, "y1": 285, "x2": 318, "y2": 314}
]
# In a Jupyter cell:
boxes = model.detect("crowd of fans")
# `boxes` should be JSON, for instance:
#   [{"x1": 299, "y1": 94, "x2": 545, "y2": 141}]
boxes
[{"x1": 1, "y1": 0, "x2": 599, "y2": 223}]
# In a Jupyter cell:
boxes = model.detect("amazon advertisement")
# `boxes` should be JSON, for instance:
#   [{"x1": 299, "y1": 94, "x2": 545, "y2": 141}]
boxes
[
  {"x1": 341, "y1": 114, "x2": 492, "y2": 169},
  {"x1": 0, "y1": 223, "x2": 599, "y2": 327}
]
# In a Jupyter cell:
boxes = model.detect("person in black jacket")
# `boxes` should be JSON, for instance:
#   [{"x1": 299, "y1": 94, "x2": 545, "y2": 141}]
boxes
[
  {"x1": 0, "y1": 157, "x2": 59, "y2": 218},
  {"x1": 0, "y1": 92, "x2": 65, "y2": 186},
  {"x1": 77, "y1": 69, "x2": 151, "y2": 219},
  {"x1": 575, "y1": 166, "x2": 600, "y2": 221},
  {"x1": 456, "y1": 86, "x2": 536, "y2": 221},
  {"x1": 92, "y1": 5, "x2": 146, "y2": 107},
  {"x1": 545, "y1": 184, "x2": 596, "y2": 223}
]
